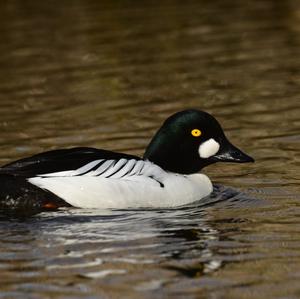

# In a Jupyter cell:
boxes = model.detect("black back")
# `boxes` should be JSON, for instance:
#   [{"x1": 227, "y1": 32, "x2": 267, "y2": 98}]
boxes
[{"x1": 0, "y1": 147, "x2": 141, "y2": 177}]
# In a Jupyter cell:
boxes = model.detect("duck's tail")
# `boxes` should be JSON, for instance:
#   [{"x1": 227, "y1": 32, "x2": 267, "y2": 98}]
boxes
[{"x1": 0, "y1": 174, "x2": 70, "y2": 217}]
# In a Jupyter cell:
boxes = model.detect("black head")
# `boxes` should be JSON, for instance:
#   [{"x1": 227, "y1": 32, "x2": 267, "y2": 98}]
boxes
[{"x1": 144, "y1": 109, "x2": 254, "y2": 174}]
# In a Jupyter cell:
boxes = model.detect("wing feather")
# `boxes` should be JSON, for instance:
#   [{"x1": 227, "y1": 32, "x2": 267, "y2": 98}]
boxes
[{"x1": 0, "y1": 147, "x2": 140, "y2": 177}]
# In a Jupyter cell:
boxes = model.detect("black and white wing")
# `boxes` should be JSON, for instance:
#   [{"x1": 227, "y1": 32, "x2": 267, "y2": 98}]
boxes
[
  {"x1": 0, "y1": 147, "x2": 140, "y2": 177},
  {"x1": 27, "y1": 155, "x2": 168, "y2": 208},
  {"x1": 0, "y1": 147, "x2": 169, "y2": 209},
  {"x1": 37, "y1": 157, "x2": 156, "y2": 181}
]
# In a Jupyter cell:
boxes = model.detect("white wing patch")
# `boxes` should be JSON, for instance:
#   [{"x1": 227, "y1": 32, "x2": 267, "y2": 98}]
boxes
[
  {"x1": 28, "y1": 158, "x2": 213, "y2": 208},
  {"x1": 37, "y1": 159, "x2": 147, "y2": 180},
  {"x1": 39, "y1": 159, "x2": 104, "y2": 177}
]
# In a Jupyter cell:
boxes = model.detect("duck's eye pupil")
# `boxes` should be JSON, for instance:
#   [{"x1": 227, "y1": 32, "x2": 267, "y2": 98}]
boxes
[{"x1": 191, "y1": 129, "x2": 202, "y2": 137}]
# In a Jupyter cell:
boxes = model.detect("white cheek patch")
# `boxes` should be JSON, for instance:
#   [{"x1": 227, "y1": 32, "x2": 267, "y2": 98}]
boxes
[{"x1": 198, "y1": 138, "x2": 220, "y2": 158}]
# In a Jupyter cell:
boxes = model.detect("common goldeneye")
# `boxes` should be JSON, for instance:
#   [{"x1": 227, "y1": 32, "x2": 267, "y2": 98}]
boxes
[{"x1": 0, "y1": 109, "x2": 254, "y2": 210}]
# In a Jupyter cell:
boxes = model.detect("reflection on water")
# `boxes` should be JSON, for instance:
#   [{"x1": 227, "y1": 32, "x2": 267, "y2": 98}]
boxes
[
  {"x1": 0, "y1": 0, "x2": 300, "y2": 298},
  {"x1": 0, "y1": 187, "x2": 252, "y2": 297}
]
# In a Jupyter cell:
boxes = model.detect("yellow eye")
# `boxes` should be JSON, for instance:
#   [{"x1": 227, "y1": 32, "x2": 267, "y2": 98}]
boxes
[{"x1": 191, "y1": 129, "x2": 202, "y2": 137}]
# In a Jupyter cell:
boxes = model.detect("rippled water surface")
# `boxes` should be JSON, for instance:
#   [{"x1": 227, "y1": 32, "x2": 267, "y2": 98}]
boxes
[{"x1": 0, "y1": 1, "x2": 300, "y2": 298}]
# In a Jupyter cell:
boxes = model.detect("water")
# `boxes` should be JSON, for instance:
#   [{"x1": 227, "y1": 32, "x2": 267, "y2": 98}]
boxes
[{"x1": 0, "y1": 0, "x2": 300, "y2": 298}]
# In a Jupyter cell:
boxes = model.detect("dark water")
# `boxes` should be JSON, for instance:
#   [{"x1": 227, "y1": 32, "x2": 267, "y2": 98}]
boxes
[{"x1": 0, "y1": 1, "x2": 300, "y2": 298}]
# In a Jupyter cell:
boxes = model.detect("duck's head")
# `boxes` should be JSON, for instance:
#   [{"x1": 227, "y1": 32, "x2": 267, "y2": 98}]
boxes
[{"x1": 144, "y1": 109, "x2": 254, "y2": 174}]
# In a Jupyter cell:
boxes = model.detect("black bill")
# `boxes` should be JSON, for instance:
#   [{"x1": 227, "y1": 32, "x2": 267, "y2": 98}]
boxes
[{"x1": 212, "y1": 140, "x2": 254, "y2": 163}]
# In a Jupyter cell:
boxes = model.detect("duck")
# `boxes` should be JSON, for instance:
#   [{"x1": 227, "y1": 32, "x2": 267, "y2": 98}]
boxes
[{"x1": 0, "y1": 109, "x2": 254, "y2": 210}]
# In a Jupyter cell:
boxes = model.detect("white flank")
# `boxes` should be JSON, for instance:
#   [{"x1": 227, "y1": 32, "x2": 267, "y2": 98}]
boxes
[
  {"x1": 28, "y1": 159, "x2": 213, "y2": 209},
  {"x1": 198, "y1": 138, "x2": 220, "y2": 158}
]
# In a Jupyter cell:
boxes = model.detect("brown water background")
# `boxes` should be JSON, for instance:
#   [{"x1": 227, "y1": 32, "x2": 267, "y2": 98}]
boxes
[{"x1": 0, "y1": 1, "x2": 300, "y2": 298}]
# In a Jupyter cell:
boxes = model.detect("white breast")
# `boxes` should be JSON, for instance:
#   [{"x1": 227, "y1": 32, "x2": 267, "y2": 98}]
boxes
[{"x1": 28, "y1": 159, "x2": 213, "y2": 209}]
